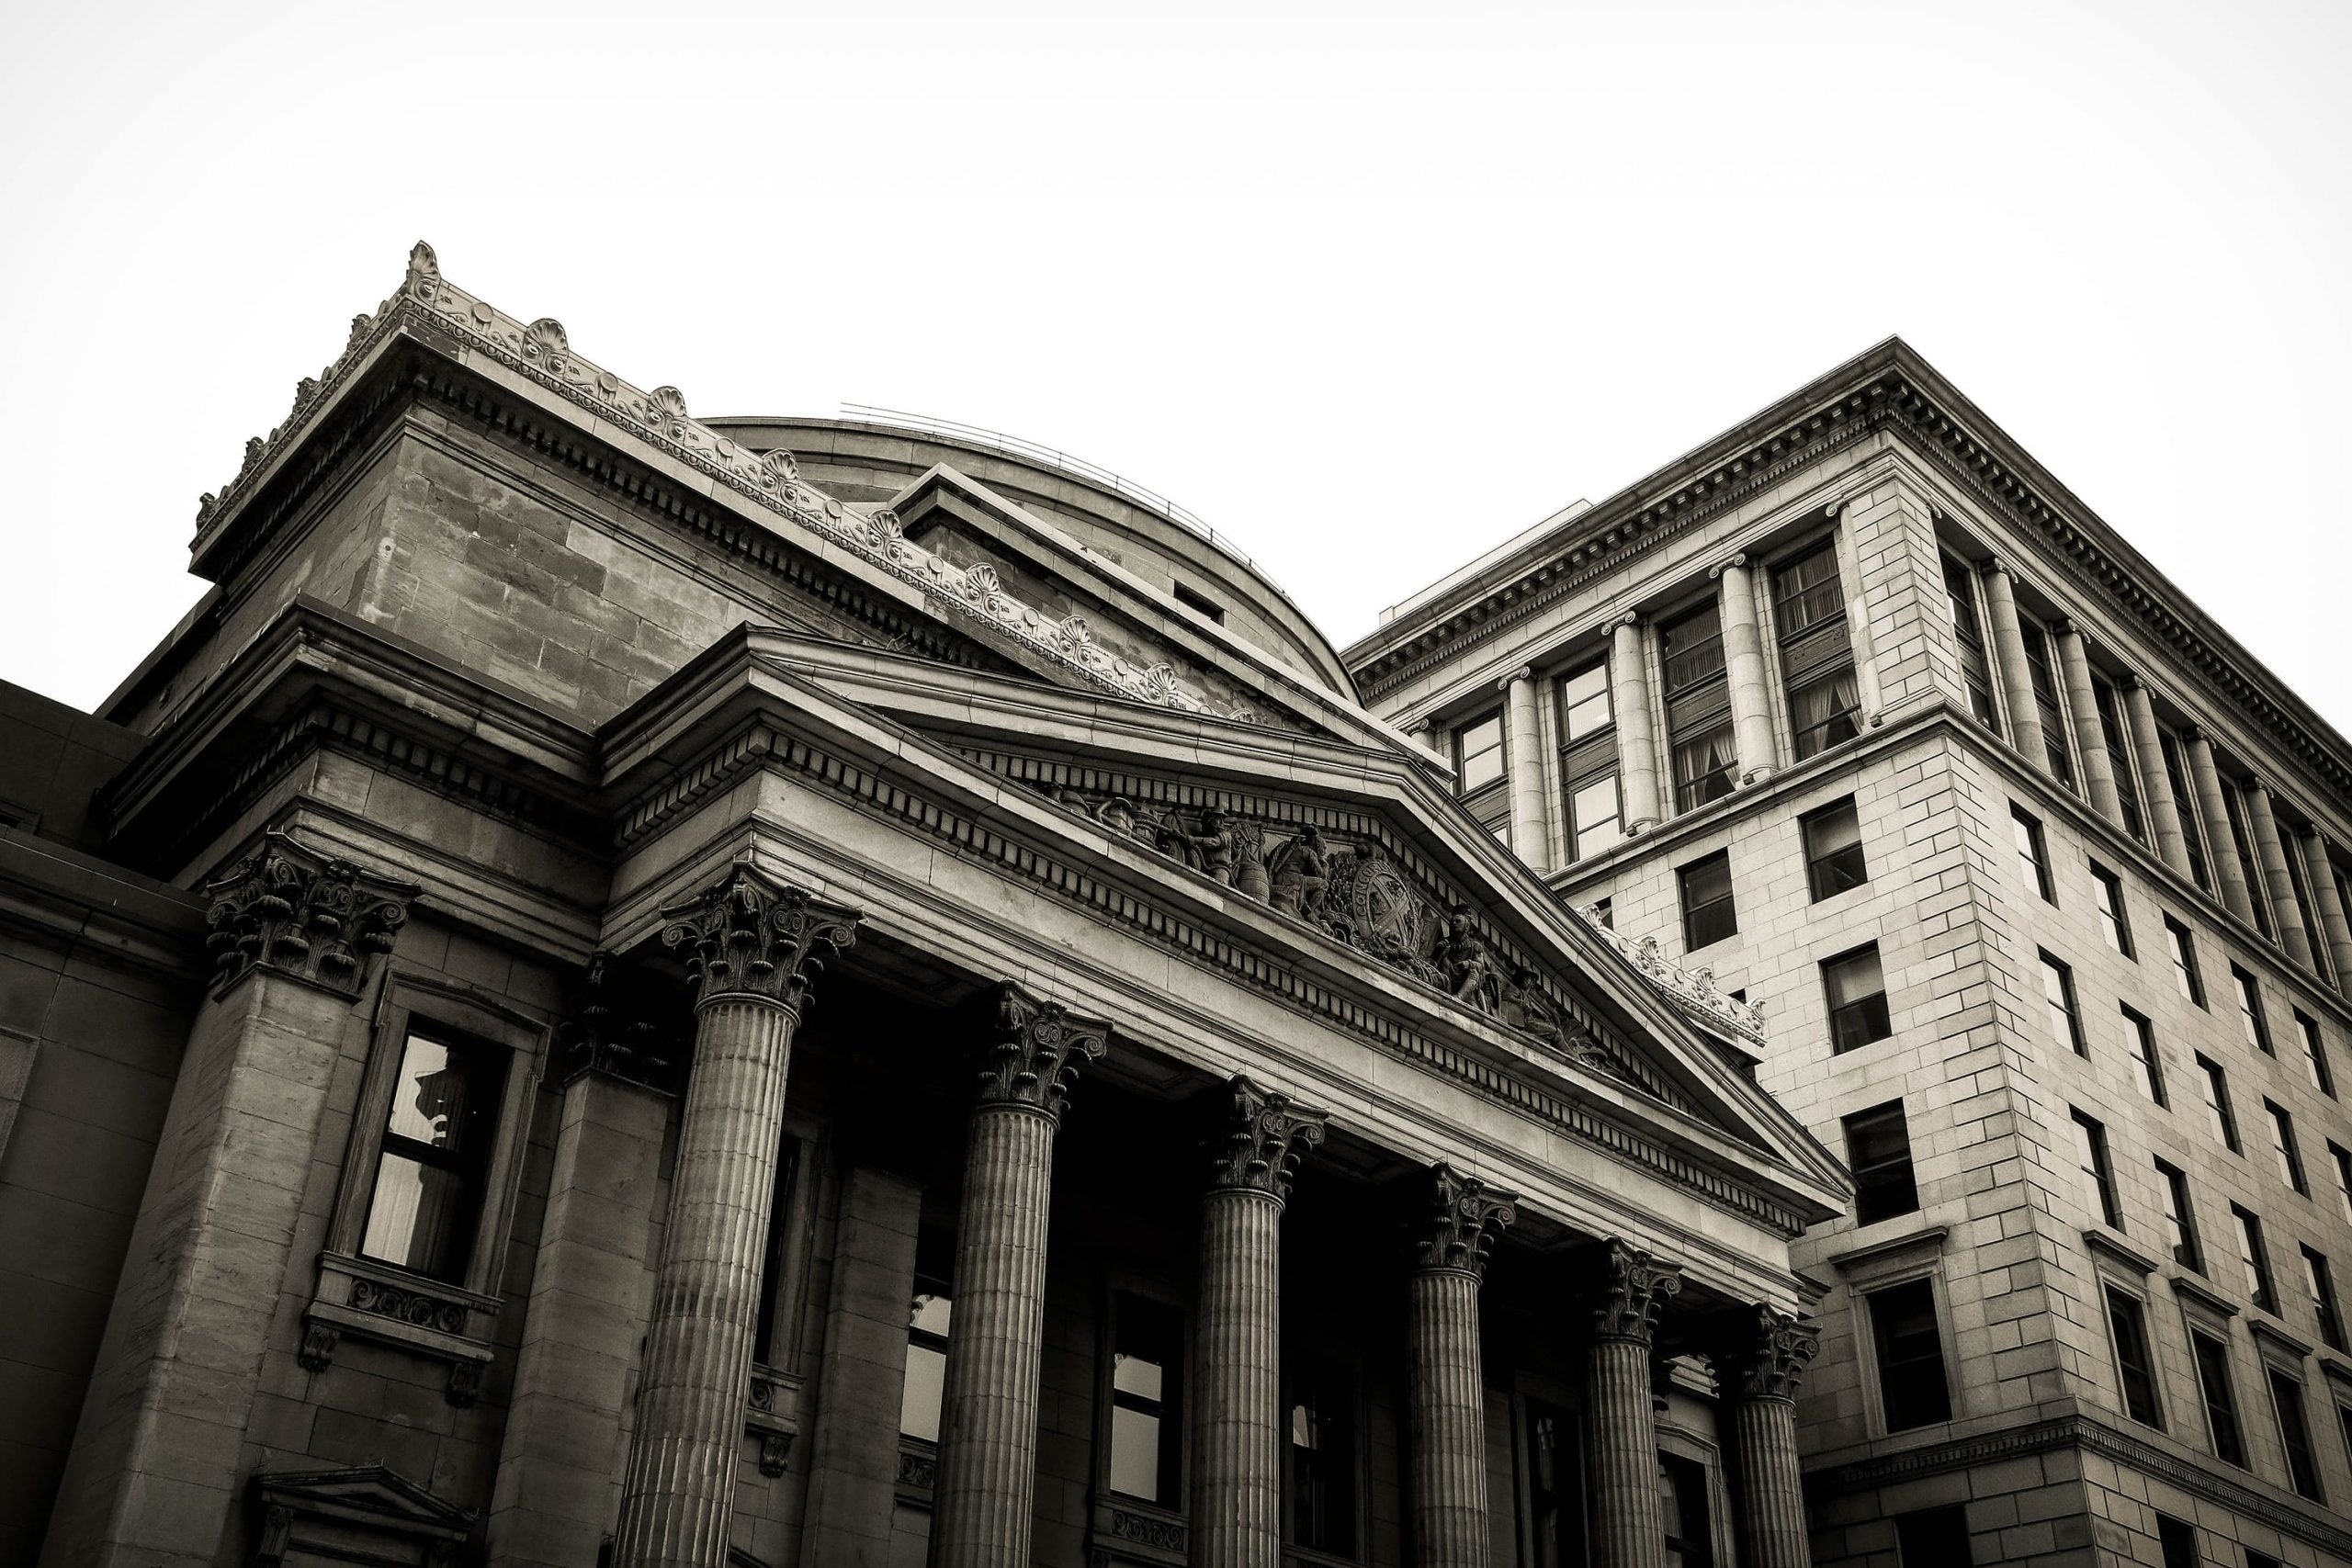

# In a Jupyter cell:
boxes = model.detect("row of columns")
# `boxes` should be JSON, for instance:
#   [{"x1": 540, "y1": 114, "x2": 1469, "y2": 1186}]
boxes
[
  {"x1": 1974, "y1": 564, "x2": 2352, "y2": 1000},
  {"x1": 600, "y1": 857, "x2": 1821, "y2": 1568}
]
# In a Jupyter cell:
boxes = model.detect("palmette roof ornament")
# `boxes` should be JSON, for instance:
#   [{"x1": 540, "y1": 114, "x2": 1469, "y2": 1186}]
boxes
[
  {"x1": 1573, "y1": 903, "x2": 1765, "y2": 1046},
  {"x1": 201, "y1": 830, "x2": 417, "y2": 999},
  {"x1": 191, "y1": 242, "x2": 1250, "y2": 724},
  {"x1": 659, "y1": 860, "x2": 861, "y2": 1013}
]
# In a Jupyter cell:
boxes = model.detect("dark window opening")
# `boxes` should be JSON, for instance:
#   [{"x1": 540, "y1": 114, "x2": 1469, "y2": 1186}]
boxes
[
  {"x1": 2189, "y1": 1329, "x2": 2245, "y2": 1466},
  {"x1": 2267, "y1": 1368, "x2": 2324, "y2": 1501},
  {"x1": 1170, "y1": 581, "x2": 1224, "y2": 625},
  {"x1": 2105, "y1": 1286, "x2": 2164, "y2": 1428},
  {"x1": 359, "y1": 1029, "x2": 507, "y2": 1285},
  {"x1": 1844, "y1": 1100, "x2": 1920, "y2": 1225},
  {"x1": 1679, "y1": 851, "x2": 1737, "y2": 950},
  {"x1": 1869, "y1": 1278, "x2": 1952, "y2": 1431},
  {"x1": 1825, "y1": 944, "x2": 1893, "y2": 1054},
  {"x1": 1802, "y1": 796, "x2": 1868, "y2": 901}
]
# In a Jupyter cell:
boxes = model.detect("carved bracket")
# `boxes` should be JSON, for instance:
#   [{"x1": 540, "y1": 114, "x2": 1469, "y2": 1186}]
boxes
[
  {"x1": 660, "y1": 859, "x2": 861, "y2": 1012},
  {"x1": 978, "y1": 982, "x2": 1109, "y2": 1117},
  {"x1": 558, "y1": 951, "x2": 678, "y2": 1090},
  {"x1": 1411, "y1": 1162, "x2": 1518, "y2": 1278},
  {"x1": 202, "y1": 830, "x2": 416, "y2": 998},
  {"x1": 1205, "y1": 1076, "x2": 1329, "y2": 1200}
]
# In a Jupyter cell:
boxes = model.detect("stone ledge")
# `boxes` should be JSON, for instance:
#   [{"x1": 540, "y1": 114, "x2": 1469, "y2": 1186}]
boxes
[{"x1": 301, "y1": 1252, "x2": 500, "y2": 1405}]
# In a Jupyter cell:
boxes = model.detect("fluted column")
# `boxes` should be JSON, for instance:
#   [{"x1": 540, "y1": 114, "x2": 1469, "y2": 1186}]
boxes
[
  {"x1": 1610, "y1": 615, "x2": 1662, "y2": 835},
  {"x1": 1710, "y1": 1306, "x2": 1821, "y2": 1568},
  {"x1": 1191, "y1": 1078, "x2": 1329, "y2": 1568},
  {"x1": 2245, "y1": 783, "x2": 2314, "y2": 966},
  {"x1": 1980, "y1": 562, "x2": 2046, "y2": 775},
  {"x1": 1713, "y1": 554, "x2": 1776, "y2": 784},
  {"x1": 2054, "y1": 622, "x2": 2121, "y2": 827},
  {"x1": 1503, "y1": 667, "x2": 1553, "y2": 871},
  {"x1": 615, "y1": 865, "x2": 859, "y2": 1568},
  {"x1": 2301, "y1": 831, "x2": 2352, "y2": 997},
  {"x1": 930, "y1": 985, "x2": 1108, "y2": 1568},
  {"x1": 2183, "y1": 730, "x2": 2257, "y2": 921},
  {"x1": 1407, "y1": 1165, "x2": 1518, "y2": 1568},
  {"x1": 2121, "y1": 678, "x2": 2190, "y2": 874},
  {"x1": 1583, "y1": 1242, "x2": 1682, "y2": 1568}
]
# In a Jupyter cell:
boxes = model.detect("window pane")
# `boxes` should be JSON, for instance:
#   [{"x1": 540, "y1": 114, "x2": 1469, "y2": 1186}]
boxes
[
  {"x1": 360, "y1": 1151, "x2": 475, "y2": 1280},
  {"x1": 1561, "y1": 662, "x2": 1611, "y2": 739},
  {"x1": 1569, "y1": 775, "x2": 1623, "y2": 860},
  {"x1": 2190, "y1": 1332, "x2": 2245, "y2": 1465},
  {"x1": 1458, "y1": 715, "x2": 1505, "y2": 790},
  {"x1": 1671, "y1": 725, "x2": 1736, "y2": 811},
  {"x1": 900, "y1": 1340, "x2": 948, "y2": 1442},
  {"x1": 1109, "y1": 1405, "x2": 1164, "y2": 1500},
  {"x1": 2106, "y1": 1288, "x2": 2163, "y2": 1427},
  {"x1": 1790, "y1": 668, "x2": 1861, "y2": 760},
  {"x1": 385, "y1": 1035, "x2": 474, "y2": 1150},
  {"x1": 1662, "y1": 602, "x2": 1724, "y2": 691},
  {"x1": 1871, "y1": 1279, "x2": 1952, "y2": 1430}
]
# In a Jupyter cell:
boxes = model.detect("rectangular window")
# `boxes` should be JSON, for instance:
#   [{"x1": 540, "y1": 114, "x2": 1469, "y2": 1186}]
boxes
[
  {"x1": 2121, "y1": 1005, "x2": 2165, "y2": 1105},
  {"x1": 2013, "y1": 807, "x2": 2054, "y2": 904},
  {"x1": 358, "y1": 1029, "x2": 508, "y2": 1284},
  {"x1": 2220, "y1": 779, "x2": 2275, "y2": 940},
  {"x1": 1844, "y1": 1100, "x2": 1920, "y2": 1225},
  {"x1": 1774, "y1": 541, "x2": 1860, "y2": 761},
  {"x1": 2017, "y1": 620, "x2": 2075, "y2": 787},
  {"x1": 1170, "y1": 581, "x2": 1224, "y2": 624},
  {"x1": 1825, "y1": 944, "x2": 1894, "y2": 1054},
  {"x1": 1895, "y1": 1505, "x2": 1973, "y2": 1568},
  {"x1": 2072, "y1": 1109, "x2": 2120, "y2": 1228},
  {"x1": 1868, "y1": 1278, "x2": 1953, "y2": 1431},
  {"x1": 2263, "y1": 1101, "x2": 2306, "y2": 1194},
  {"x1": 2233, "y1": 1205, "x2": 2276, "y2": 1313},
  {"x1": 2165, "y1": 917, "x2": 2206, "y2": 1007},
  {"x1": 2104, "y1": 1286, "x2": 2164, "y2": 1428},
  {"x1": 1456, "y1": 712, "x2": 1505, "y2": 792},
  {"x1": 1663, "y1": 598, "x2": 1736, "y2": 812},
  {"x1": 1521, "y1": 1399, "x2": 1585, "y2": 1568},
  {"x1": 2157, "y1": 1159, "x2": 2202, "y2": 1273},
  {"x1": 1107, "y1": 1294, "x2": 1184, "y2": 1504},
  {"x1": 2190, "y1": 1328, "x2": 2246, "y2": 1465},
  {"x1": 1679, "y1": 851, "x2": 1736, "y2": 950},
  {"x1": 1944, "y1": 558, "x2": 2000, "y2": 734},
  {"x1": 2197, "y1": 1055, "x2": 2239, "y2": 1153},
  {"x1": 2092, "y1": 675, "x2": 2148, "y2": 844},
  {"x1": 899, "y1": 1280, "x2": 953, "y2": 1442},
  {"x1": 2231, "y1": 967, "x2": 2272, "y2": 1055},
  {"x1": 2156, "y1": 1515, "x2": 2199, "y2": 1568},
  {"x1": 1558, "y1": 660, "x2": 1624, "y2": 863},
  {"x1": 2301, "y1": 1247, "x2": 2344, "y2": 1352},
  {"x1": 2160, "y1": 728, "x2": 2213, "y2": 891},
  {"x1": 1660, "y1": 1453, "x2": 1713, "y2": 1568},
  {"x1": 2041, "y1": 953, "x2": 2086, "y2": 1057},
  {"x1": 2267, "y1": 1368, "x2": 2324, "y2": 1501},
  {"x1": 1802, "y1": 796, "x2": 1868, "y2": 901},
  {"x1": 2091, "y1": 863, "x2": 2134, "y2": 956},
  {"x1": 2333, "y1": 1142, "x2": 2352, "y2": 1226},
  {"x1": 2295, "y1": 1011, "x2": 2335, "y2": 1098},
  {"x1": 1285, "y1": 1352, "x2": 1358, "y2": 1554},
  {"x1": 752, "y1": 1142, "x2": 803, "y2": 1365}
]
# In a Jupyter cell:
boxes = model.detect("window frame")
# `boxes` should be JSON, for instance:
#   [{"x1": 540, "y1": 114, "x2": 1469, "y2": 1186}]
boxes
[
  {"x1": 2091, "y1": 673, "x2": 2148, "y2": 845},
  {"x1": 2013, "y1": 806, "x2": 2055, "y2": 905},
  {"x1": 2040, "y1": 951, "x2": 2086, "y2": 1058},
  {"x1": 2164, "y1": 916, "x2": 2206, "y2": 1008},
  {"x1": 2232, "y1": 1204, "x2": 2277, "y2": 1314},
  {"x1": 1801, "y1": 795, "x2": 1868, "y2": 903},
  {"x1": 2090, "y1": 861, "x2": 2134, "y2": 958},
  {"x1": 1101, "y1": 1286, "x2": 1188, "y2": 1509},
  {"x1": 2156, "y1": 1158, "x2": 2202, "y2": 1274},
  {"x1": 1678, "y1": 849, "x2": 1738, "y2": 952},
  {"x1": 1823, "y1": 942, "x2": 1894, "y2": 1055},
  {"x1": 2331, "y1": 1141, "x2": 2352, "y2": 1227},
  {"x1": 2231, "y1": 966, "x2": 2273, "y2": 1056},
  {"x1": 2301, "y1": 1246, "x2": 2345, "y2": 1353},
  {"x1": 2196, "y1": 1055, "x2": 2240, "y2": 1154},
  {"x1": 2071, "y1": 1108, "x2": 2121, "y2": 1229},
  {"x1": 1283, "y1": 1344, "x2": 1366, "y2": 1555},
  {"x1": 2101, "y1": 1281, "x2": 2166, "y2": 1429},
  {"x1": 1942, "y1": 555, "x2": 2000, "y2": 736},
  {"x1": 1864, "y1": 1273, "x2": 1958, "y2": 1434},
  {"x1": 2262, "y1": 1100, "x2": 2307, "y2": 1196},
  {"x1": 2121, "y1": 1004, "x2": 2166, "y2": 1107},
  {"x1": 2016, "y1": 618, "x2": 2076, "y2": 788},
  {"x1": 1844, "y1": 1100, "x2": 1921, "y2": 1227},
  {"x1": 2294, "y1": 1010, "x2": 2335, "y2": 1099},
  {"x1": 2264, "y1": 1363, "x2": 2325, "y2": 1503},
  {"x1": 2187, "y1": 1323, "x2": 2247, "y2": 1467}
]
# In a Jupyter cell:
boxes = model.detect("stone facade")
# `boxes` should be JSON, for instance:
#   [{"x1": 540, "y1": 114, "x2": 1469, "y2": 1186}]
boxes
[
  {"x1": 1351, "y1": 348, "x2": 2352, "y2": 1568},
  {"x1": 0, "y1": 246, "x2": 1848, "y2": 1568}
]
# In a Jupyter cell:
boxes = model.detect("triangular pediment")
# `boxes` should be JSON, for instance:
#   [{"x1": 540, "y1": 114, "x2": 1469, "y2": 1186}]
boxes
[{"x1": 601, "y1": 628, "x2": 1849, "y2": 1220}]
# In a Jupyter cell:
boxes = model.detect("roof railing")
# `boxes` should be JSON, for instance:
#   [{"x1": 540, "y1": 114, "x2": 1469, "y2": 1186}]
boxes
[{"x1": 837, "y1": 401, "x2": 1296, "y2": 604}]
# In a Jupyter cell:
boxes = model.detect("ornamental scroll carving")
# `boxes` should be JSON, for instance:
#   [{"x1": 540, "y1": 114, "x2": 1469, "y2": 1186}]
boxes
[
  {"x1": 1039, "y1": 782, "x2": 1638, "y2": 1076},
  {"x1": 195, "y1": 243, "x2": 1258, "y2": 727},
  {"x1": 660, "y1": 861, "x2": 861, "y2": 1013},
  {"x1": 1572, "y1": 905, "x2": 1767, "y2": 1045},
  {"x1": 977, "y1": 982, "x2": 1108, "y2": 1118},
  {"x1": 1411, "y1": 1162, "x2": 1518, "y2": 1278},
  {"x1": 1708, "y1": 1304, "x2": 1821, "y2": 1403},
  {"x1": 1205, "y1": 1076, "x2": 1329, "y2": 1200},
  {"x1": 1587, "y1": 1240, "x2": 1683, "y2": 1344},
  {"x1": 202, "y1": 831, "x2": 415, "y2": 998}
]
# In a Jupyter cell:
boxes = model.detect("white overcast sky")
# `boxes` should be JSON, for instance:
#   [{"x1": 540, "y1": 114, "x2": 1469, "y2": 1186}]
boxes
[{"x1": 2, "y1": 0, "x2": 2346, "y2": 730}]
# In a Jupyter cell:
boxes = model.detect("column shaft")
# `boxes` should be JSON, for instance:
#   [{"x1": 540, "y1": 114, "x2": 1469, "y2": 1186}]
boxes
[
  {"x1": 1504, "y1": 670, "x2": 1553, "y2": 871},
  {"x1": 2185, "y1": 733, "x2": 2256, "y2": 920},
  {"x1": 2245, "y1": 784, "x2": 2315, "y2": 966},
  {"x1": 2122, "y1": 680, "x2": 2189, "y2": 874},
  {"x1": 931, "y1": 1104, "x2": 1056, "y2": 1568},
  {"x1": 1828, "y1": 512, "x2": 1883, "y2": 725},
  {"x1": 1715, "y1": 558, "x2": 1776, "y2": 784},
  {"x1": 1192, "y1": 1189, "x2": 1283, "y2": 1568},
  {"x1": 1728, "y1": 1396, "x2": 1807, "y2": 1568},
  {"x1": 1408, "y1": 1269, "x2": 1492, "y2": 1568},
  {"x1": 1611, "y1": 618, "x2": 1662, "y2": 834},
  {"x1": 1981, "y1": 564, "x2": 2047, "y2": 775},
  {"x1": 2301, "y1": 831, "x2": 2352, "y2": 998},
  {"x1": 2055, "y1": 625, "x2": 2121, "y2": 827},
  {"x1": 614, "y1": 998, "x2": 797, "y2": 1568},
  {"x1": 1585, "y1": 1336, "x2": 1665, "y2": 1568}
]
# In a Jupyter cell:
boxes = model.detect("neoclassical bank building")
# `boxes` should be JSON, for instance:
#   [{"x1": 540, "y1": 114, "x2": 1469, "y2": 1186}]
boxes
[{"x1": 7, "y1": 248, "x2": 2346, "y2": 1568}]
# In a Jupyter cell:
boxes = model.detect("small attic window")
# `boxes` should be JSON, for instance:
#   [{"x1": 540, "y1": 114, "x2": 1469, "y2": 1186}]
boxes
[{"x1": 1170, "y1": 581, "x2": 1225, "y2": 626}]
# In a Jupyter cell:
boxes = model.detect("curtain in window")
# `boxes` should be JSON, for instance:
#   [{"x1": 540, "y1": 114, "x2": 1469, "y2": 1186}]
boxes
[
  {"x1": 1791, "y1": 669, "x2": 1860, "y2": 754},
  {"x1": 1672, "y1": 728, "x2": 1736, "y2": 798}
]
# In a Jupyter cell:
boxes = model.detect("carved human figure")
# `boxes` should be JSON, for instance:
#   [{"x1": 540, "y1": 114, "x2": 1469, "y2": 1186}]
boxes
[
  {"x1": 1229, "y1": 819, "x2": 1270, "y2": 902},
  {"x1": 1269, "y1": 825, "x2": 1332, "y2": 920},
  {"x1": 1436, "y1": 902, "x2": 1503, "y2": 1014}
]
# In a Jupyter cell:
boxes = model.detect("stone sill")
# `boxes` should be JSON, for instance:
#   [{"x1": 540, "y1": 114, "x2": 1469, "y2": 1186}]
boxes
[
  {"x1": 302, "y1": 1252, "x2": 499, "y2": 1405},
  {"x1": 1825, "y1": 1223, "x2": 1948, "y2": 1276},
  {"x1": 2082, "y1": 1227, "x2": 2160, "y2": 1279},
  {"x1": 2168, "y1": 1272, "x2": 2241, "y2": 1318},
  {"x1": 1088, "y1": 1495, "x2": 1188, "y2": 1566}
]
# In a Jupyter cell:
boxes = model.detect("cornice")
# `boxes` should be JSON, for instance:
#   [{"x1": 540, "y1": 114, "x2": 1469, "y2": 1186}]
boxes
[{"x1": 1804, "y1": 1409, "x2": 2352, "y2": 1561}]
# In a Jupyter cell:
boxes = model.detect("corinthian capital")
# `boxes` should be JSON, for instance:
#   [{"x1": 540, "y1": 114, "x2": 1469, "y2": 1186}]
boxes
[
  {"x1": 1587, "y1": 1239, "x2": 1682, "y2": 1343},
  {"x1": 202, "y1": 830, "x2": 416, "y2": 999},
  {"x1": 1708, "y1": 1304, "x2": 1821, "y2": 1402},
  {"x1": 1411, "y1": 1163, "x2": 1518, "y2": 1278},
  {"x1": 976, "y1": 981, "x2": 1109, "y2": 1117},
  {"x1": 1205, "y1": 1076, "x2": 1329, "y2": 1200},
  {"x1": 659, "y1": 859, "x2": 860, "y2": 1012}
]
